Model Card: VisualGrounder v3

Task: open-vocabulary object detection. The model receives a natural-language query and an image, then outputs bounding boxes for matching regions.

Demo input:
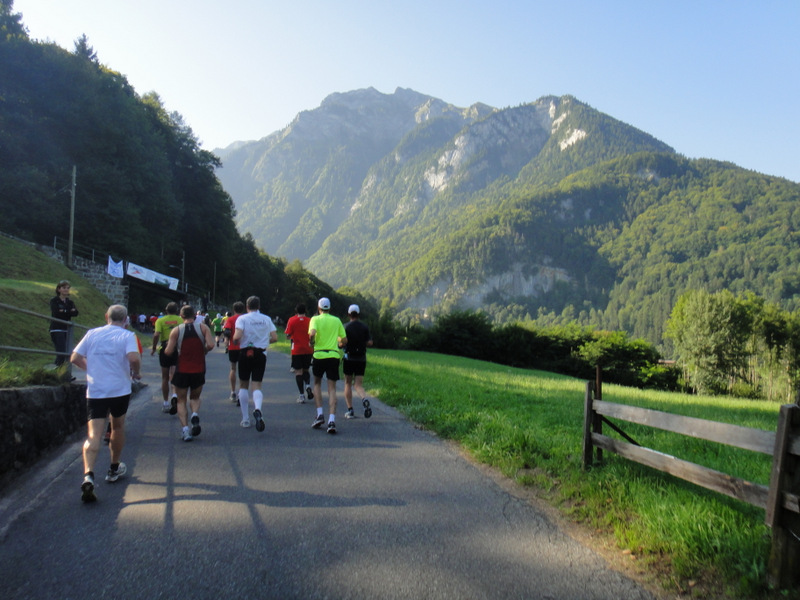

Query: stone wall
[0,384,88,486]
[0,382,146,488]
[67,255,129,306]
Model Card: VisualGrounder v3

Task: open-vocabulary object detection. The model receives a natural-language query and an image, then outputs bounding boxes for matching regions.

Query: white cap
[348,304,360,314]
[318,297,331,310]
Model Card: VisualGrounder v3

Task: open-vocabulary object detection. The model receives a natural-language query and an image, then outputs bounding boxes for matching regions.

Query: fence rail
[582,379,800,589]
[0,302,90,375]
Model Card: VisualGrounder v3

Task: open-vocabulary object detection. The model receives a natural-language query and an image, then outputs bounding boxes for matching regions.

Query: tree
[0,0,26,41]
[72,34,97,62]
[665,289,752,394]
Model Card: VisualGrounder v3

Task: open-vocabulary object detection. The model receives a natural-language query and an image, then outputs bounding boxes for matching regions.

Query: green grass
[0,234,120,377]
[362,349,782,598]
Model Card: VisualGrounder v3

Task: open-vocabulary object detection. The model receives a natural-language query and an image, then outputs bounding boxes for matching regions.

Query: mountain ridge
[215,87,799,347]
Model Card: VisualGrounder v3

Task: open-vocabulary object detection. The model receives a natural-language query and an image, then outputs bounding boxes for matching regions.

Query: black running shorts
[291,353,312,371]
[158,343,177,368]
[342,358,367,377]
[238,348,267,382]
[87,394,130,420]
[312,357,340,381]
[171,371,206,390]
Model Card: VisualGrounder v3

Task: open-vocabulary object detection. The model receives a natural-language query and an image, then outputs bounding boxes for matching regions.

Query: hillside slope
[0,235,112,362]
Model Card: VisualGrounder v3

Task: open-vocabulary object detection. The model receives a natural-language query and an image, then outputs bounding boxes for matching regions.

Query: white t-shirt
[234,310,276,350]
[73,324,139,398]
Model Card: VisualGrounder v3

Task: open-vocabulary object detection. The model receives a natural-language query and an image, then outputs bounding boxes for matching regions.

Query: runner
[225,302,246,404]
[308,297,347,434]
[151,302,182,414]
[232,296,277,432]
[284,303,314,404]
[164,305,215,442]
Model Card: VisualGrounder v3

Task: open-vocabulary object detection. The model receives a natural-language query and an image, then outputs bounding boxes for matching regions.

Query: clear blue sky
[12,0,800,182]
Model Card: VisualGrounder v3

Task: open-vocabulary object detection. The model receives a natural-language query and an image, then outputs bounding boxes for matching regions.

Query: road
[0,345,659,599]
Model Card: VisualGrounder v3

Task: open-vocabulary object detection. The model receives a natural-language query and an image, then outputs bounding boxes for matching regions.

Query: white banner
[107,256,124,278]
[126,262,179,290]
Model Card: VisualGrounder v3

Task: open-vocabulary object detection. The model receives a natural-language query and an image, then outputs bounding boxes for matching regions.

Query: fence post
[65,322,74,378]
[582,380,594,469]
[766,404,800,589]
[594,366,603,464]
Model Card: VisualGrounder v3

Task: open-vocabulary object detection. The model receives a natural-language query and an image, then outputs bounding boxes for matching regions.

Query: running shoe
[253,409,265,432]
[240,419,251,428]
[105,462,127,483]
[229,392,237,404]
[327,420,337,434]
[345,408,355,419]
[305,386,314,401]
[162,401,171,413]
[190,414,201,437]
[296,394,306,404]
[311,414,325,429]
[81,474,96,503]
[363,397,372,419]
[182,428,193,442]
[169,395,178,415]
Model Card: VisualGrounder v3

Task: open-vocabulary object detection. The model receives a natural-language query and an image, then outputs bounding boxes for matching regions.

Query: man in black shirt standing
[342,304,373,419]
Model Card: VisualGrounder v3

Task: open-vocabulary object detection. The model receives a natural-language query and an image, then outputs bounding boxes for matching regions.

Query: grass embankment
[4,234,786,597]
[0,235,114,385]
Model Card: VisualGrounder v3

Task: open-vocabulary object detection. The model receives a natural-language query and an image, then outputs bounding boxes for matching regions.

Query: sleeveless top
[176,322,206,374]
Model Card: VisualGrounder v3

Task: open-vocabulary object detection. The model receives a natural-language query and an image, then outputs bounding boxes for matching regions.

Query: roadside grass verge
[365,349,779,598]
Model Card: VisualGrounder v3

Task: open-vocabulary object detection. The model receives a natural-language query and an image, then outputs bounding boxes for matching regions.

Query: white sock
[329,414,335,423]
[253,390,263,411]
[317,407,323,417]
[239,390,249,421]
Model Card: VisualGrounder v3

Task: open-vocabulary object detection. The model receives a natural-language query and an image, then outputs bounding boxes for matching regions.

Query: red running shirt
[284,315,312,355]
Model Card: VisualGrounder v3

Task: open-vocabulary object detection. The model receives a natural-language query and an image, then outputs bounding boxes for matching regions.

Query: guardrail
[582,379,800,589]
[0,302,90,377]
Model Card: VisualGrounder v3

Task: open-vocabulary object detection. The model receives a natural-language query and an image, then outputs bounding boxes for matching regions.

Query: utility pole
[67,165,76,269]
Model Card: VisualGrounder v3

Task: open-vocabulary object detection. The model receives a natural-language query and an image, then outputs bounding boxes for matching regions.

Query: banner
[126,262,179,290]
[107,256,124,278]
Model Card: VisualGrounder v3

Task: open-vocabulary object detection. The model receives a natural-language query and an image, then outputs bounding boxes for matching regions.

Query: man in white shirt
[71,305,141,503]
[232,296,277,432]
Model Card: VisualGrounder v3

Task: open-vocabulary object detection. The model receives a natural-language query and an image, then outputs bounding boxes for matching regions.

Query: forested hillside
[0,2,356,317]
[217,89,800,351]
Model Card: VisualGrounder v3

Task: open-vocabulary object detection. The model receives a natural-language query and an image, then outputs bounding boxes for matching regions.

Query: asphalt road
[0,345,659,600]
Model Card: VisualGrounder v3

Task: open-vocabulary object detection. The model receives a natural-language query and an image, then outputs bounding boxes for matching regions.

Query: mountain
[215,88,800,348]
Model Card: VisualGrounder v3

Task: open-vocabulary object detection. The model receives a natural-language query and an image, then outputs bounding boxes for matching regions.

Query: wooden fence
[582,378,800,589]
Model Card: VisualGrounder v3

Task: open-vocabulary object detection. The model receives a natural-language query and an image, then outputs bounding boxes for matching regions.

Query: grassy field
[2,233,791,597]
[0,234,123,384]
[359,350,782,598]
